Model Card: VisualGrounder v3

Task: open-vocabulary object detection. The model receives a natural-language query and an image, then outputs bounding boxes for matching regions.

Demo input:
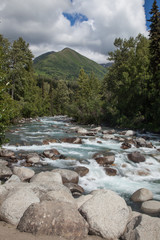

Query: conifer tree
[148,0,160,77]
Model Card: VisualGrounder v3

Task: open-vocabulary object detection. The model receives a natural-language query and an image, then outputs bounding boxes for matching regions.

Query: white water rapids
[3,116,160,202]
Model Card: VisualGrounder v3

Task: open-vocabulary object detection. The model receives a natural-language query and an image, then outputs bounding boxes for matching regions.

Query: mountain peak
[34,48,106,80]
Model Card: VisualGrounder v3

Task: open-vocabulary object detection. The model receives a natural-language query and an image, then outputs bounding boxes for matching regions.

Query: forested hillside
[0,0,160,145]
[33,48,106,80]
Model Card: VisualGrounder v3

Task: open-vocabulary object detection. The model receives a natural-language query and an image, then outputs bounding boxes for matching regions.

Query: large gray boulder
[30,171,62,184]
[52,169,79,184]
[17,200,88,240]
[0,181,70,204]
[122,214,160,240]
[13,166,35,181]
[131,188,153,202]
[79,189,129,239]
[40,190,77,207]
[0,188,40,225]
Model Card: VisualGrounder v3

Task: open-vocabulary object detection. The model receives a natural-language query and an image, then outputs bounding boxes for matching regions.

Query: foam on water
[3,116,160,200]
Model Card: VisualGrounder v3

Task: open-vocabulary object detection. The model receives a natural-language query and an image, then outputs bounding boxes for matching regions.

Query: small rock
[121,141,132,149]
[74,166,89,177]
[125,130,136,136]
[43,149,60,159]
[105,167,117,176]
[131,188,153,202]
[26,153,40,164]
[128,151,145,163]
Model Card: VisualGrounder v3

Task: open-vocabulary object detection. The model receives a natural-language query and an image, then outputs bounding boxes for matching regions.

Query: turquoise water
[3,116,160,201]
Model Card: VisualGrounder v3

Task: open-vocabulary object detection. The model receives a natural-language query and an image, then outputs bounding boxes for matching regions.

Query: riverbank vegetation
[0,0,160,144]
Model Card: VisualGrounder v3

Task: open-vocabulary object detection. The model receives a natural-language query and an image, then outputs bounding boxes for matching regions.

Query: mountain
[33,48,106,80]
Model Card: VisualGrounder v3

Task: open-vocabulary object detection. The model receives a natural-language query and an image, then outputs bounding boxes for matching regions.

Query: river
[2,116,160,204]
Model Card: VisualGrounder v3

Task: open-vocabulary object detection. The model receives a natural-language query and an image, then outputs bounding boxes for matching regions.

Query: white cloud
[0,0,147,63]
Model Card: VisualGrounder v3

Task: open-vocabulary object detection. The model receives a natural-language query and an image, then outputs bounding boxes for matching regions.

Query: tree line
[0,0,160,145]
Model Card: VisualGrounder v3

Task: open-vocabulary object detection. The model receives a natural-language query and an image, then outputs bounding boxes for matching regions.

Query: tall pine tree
[148,0,160,130]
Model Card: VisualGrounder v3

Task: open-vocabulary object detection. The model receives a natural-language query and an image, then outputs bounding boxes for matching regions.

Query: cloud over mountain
[0,0,147,63]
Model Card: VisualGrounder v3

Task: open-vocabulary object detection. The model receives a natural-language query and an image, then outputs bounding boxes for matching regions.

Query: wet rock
[122,214,160,240]
[131,188,153,202]
[0,188,40,225]
[43,139,59,144]
[26,153,41,164]
[43,149,60,159]
[105,167,117,176]
[74,166,89,177]
[64,183,84,195]
[30,171,62,184]
[90,126,102,132]
[136,169,150,176]
[61,137,82,144]
[141,200,160,216]
[17,200,88,240]
[93,152,115,166]
[128,151,145,163]
[0,149,15,158]
[121,141,132,149]
[13,166,35,182]
[102,134,116,140]
[103,129,115,134]
[79,189,129,239]
[76,127,88,135]
[124,130,136,136]
[52,169,79,184]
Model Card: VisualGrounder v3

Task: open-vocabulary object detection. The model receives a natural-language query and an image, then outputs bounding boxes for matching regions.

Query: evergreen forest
[0,0,160,145]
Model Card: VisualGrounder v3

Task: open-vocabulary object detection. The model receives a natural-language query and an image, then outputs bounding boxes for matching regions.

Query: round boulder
[17,200,88,240]
[123,214,160,240]
[79,189,129,239]
[13,166,35,181]
[30,171,62,184]
[131,188,153,202]
[74,166,89,177]
[128,152,145,163]
[52,169,79,184]
[141,200,160,216]
[0,188,40,225]
[26,153,40,164]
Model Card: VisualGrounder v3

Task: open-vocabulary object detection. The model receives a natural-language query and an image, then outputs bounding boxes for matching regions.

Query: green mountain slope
[33,48,106,80]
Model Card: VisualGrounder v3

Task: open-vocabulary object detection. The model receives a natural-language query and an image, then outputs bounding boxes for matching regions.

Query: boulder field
[0,166,160,240]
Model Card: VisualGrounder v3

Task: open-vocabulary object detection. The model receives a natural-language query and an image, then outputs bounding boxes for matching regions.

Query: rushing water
[3,116,160,202]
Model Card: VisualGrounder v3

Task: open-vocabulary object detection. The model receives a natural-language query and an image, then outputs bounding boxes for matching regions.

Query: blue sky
[0,0,159,63]
[144,0,160,28]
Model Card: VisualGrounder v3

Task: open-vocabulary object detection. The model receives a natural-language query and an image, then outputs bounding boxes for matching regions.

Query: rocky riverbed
[0,116,160,239]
